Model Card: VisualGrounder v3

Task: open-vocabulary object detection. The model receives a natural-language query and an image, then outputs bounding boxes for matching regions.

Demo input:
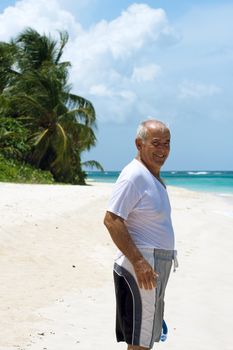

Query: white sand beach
[0,182,232,350]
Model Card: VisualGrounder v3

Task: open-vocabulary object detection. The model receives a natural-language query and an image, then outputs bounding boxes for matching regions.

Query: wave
[188,171,209,175]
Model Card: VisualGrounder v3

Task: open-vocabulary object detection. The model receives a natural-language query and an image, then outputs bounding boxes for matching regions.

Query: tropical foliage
[0,154,54,184]
[0,28,103,184]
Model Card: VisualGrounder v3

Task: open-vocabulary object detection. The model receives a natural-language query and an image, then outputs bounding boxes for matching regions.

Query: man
[104,119,177,350]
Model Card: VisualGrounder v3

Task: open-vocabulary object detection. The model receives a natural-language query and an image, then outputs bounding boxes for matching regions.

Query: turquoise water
[86,170,233,195]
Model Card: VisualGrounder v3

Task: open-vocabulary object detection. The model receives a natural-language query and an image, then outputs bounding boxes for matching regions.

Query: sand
[0,182,232,350]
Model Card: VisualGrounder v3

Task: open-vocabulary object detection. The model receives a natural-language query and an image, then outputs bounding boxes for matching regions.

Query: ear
[135,138,142,151]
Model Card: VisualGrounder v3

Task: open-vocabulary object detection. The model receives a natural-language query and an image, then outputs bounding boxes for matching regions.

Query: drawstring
[173,250,178,272]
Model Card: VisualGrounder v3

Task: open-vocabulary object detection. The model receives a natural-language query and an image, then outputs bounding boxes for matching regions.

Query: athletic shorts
[113,248,177,349]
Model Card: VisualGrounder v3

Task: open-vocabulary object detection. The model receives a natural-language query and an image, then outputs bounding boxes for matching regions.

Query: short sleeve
[107,179,141,220]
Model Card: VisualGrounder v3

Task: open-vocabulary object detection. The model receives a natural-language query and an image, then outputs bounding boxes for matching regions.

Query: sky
[0,0,233,171]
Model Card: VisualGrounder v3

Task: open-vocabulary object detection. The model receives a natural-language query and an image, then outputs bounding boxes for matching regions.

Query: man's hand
[133,257,159,290]
[104,211,159,290]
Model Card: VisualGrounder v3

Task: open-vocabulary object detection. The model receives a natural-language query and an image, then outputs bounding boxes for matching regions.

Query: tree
[0,28,102,184]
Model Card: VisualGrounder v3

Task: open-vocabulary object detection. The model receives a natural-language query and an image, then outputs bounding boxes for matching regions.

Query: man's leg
[127,345,149,350]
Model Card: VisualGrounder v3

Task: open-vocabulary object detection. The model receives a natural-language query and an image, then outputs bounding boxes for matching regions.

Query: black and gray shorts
[113,248,177,349]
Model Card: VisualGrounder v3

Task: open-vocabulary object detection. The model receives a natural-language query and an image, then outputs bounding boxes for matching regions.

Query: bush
[0,116,30,160]
[0,155,54,184]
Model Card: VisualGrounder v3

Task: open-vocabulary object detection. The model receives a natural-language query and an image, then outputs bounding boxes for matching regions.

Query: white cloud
[0,0,177,123]
[0,0,82,40]
[88,4,166,59]
[178,81,222,99]
[89,84,112,97]
[132,64,161,82]
[89,84,136,102]
[65,3,176,121]
[66,3,174,66]
[118,90,136,103]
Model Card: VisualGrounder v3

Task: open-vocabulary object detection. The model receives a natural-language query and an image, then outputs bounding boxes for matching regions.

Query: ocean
[86,170,233,196]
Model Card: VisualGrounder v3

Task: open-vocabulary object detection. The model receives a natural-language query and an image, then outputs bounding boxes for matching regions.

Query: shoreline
[2,178,233,192]
[0,182,232,350]
[86,169,233,196]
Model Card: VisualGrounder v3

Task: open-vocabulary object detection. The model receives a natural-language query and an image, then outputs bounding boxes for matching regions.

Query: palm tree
[1,28,102,183]
[11,68,99,182]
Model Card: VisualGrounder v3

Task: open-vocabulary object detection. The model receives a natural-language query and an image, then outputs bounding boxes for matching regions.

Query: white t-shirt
[107,159,175,250]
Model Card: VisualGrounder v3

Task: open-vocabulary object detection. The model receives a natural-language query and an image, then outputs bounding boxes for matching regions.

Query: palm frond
[62,96,96,128]
[33,129,49,146]
[81,160,104,171]
[76,123,97,151]
[56,123,67,151]
[55,31,69,64]
[10,93,49,120]
[16,28,58,70]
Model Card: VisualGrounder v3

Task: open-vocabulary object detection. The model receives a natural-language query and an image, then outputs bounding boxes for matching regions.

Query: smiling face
[135,121,171,176]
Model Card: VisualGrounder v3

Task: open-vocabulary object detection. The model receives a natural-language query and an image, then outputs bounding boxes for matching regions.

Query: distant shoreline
[86,170,233,195]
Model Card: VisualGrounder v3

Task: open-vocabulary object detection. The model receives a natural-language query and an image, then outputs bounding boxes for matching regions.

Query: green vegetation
[0,28,103,184]
[0,155,54,183]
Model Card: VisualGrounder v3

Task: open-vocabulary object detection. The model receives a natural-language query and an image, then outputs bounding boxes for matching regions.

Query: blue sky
[0,0,233,171]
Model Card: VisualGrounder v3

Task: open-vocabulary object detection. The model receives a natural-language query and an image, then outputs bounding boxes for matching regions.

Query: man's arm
[104,211,158,290]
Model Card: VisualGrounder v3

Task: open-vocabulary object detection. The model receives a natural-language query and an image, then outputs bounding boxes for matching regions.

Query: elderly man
[104,119,177,350]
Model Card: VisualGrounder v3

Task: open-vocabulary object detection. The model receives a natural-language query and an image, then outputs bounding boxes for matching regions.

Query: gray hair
[136,119,169,142]
[136,123,148,142]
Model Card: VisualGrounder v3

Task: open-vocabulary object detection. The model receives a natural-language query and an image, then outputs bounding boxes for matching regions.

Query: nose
[156,144,166,152]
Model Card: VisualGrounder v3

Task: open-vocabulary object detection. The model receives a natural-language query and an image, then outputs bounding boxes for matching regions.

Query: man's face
[136,126,170,172]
